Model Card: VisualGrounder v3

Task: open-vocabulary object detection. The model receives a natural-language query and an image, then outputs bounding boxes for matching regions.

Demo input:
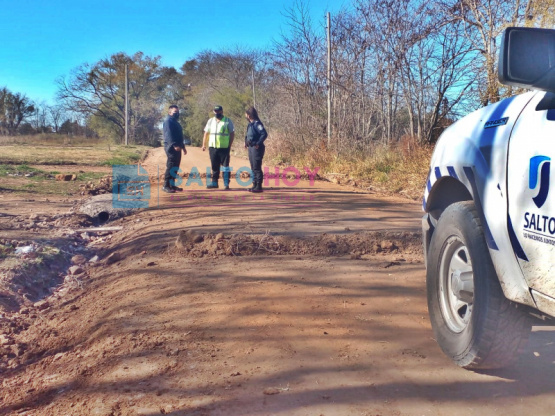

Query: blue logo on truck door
[521,156,555,248]
[529,155,551,208]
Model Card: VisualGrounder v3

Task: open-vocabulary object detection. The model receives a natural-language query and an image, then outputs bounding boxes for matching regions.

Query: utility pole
[124,64,129,146]
[252,67,256,108]
[327,12,332,147]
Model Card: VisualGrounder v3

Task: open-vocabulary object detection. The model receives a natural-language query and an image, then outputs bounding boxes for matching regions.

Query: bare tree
[348,0,477,144]
[270,0,327,150]
[174,0,553,158]
[48,104,66,133]
[400,17,477,143]
[31,101,50,133]
[435,0,554,106]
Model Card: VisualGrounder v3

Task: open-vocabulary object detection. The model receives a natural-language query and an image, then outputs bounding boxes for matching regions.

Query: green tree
[179,49,261,147]
[0,87,35,135]
[57,52,181,145]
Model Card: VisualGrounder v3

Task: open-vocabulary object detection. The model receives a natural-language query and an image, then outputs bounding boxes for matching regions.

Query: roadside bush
[266,136,432,199]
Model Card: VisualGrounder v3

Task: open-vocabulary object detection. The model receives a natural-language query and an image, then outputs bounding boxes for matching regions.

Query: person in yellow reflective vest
[202,105,235,189]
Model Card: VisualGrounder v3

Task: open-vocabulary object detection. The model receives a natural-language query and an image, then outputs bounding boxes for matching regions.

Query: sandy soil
[0,147,554,416]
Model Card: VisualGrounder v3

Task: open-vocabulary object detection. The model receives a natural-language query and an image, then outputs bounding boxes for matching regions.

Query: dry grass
[0,135,152,196]
[0,145,145,166]
[0,136,150,166]
[0,134,98,147]
[0,164,109,196]
[1,179,89,196]
[267,137,432,200]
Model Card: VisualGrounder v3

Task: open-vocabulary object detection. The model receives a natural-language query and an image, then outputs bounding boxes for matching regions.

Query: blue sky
[0,0,346,104]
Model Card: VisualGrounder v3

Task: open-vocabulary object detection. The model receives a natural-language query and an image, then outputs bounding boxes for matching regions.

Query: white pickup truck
[423,27,555,369]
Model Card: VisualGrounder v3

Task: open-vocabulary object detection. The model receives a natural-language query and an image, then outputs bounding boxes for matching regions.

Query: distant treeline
[2,0,553,156]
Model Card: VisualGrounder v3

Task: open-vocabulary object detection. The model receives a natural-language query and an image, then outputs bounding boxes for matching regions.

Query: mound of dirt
[174,229,422,258]
[79,175,112,196]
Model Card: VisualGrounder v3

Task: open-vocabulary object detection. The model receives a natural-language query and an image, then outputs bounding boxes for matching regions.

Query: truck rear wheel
[427,201,532,369]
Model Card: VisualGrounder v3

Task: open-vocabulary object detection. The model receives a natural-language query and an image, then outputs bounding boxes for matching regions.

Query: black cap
[214,105,223,112]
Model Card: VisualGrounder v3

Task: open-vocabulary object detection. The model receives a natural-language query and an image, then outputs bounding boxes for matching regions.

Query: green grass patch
[75,172,106,181]
[102,157,134,166]
[101,146,144,166]
[0,164,49,178]
[0,165,13,175]
[1,181,75,195]
[0,244,13,259]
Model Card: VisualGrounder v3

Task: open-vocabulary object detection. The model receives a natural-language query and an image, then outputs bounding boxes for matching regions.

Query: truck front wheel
[427,201,531,369]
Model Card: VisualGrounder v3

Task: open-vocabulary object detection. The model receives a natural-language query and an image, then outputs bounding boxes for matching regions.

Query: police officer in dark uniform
[162,105,187,193]
[244,107,268,193]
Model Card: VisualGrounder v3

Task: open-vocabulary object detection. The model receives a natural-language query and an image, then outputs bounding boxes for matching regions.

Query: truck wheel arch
[423,176,474,268]
[426,176,473,225]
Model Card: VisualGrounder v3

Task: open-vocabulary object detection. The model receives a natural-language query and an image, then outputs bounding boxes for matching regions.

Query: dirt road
[1,148,554,416]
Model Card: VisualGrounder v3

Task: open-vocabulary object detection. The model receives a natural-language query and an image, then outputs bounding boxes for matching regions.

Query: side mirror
[499,27,555,93]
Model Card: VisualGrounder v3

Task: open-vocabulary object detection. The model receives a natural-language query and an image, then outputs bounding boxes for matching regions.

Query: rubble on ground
[79,175,112,196]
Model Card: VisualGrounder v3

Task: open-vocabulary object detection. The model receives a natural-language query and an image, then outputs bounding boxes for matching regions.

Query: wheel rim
[438,236,475,333]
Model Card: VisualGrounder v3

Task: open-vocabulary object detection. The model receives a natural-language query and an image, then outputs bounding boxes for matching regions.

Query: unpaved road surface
[1,147,554,416]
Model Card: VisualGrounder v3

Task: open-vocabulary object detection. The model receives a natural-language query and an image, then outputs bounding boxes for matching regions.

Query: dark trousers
[248,144,265,184]
[164,146,182,187]
[209,147,230,182]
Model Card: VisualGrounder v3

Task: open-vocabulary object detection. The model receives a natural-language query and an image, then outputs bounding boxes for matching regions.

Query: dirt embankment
[173,228,421,259]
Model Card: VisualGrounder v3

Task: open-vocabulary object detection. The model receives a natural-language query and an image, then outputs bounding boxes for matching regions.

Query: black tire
[427,201,532,369]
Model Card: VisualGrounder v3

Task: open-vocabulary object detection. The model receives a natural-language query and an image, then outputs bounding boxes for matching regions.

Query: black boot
[162,184,175,193]
[248,181,256,192]
[206,171,219,189]
[206,180,219,189]
[252,181,263,193]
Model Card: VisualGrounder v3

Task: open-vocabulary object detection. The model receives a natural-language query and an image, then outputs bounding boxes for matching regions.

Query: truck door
[507,91,555,300]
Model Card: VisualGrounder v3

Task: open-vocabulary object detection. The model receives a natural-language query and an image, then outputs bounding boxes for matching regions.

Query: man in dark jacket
[163,105,187,193]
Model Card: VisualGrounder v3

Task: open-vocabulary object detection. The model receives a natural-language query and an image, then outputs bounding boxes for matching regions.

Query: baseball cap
[213,105,223,112]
